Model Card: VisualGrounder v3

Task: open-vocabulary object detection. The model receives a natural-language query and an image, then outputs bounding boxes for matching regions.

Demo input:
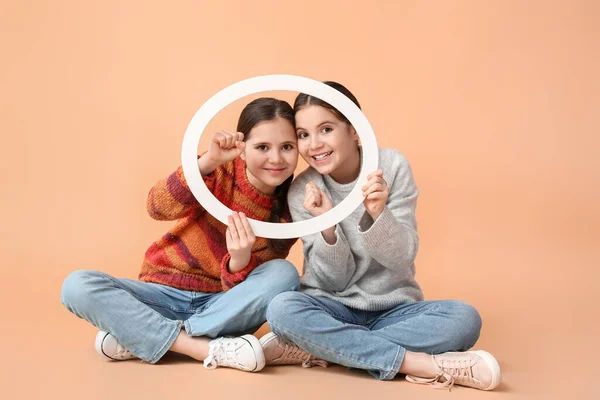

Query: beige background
[1,1,598,399]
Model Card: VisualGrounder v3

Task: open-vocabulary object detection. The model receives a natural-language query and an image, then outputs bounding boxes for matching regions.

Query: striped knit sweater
[139,156,296,292]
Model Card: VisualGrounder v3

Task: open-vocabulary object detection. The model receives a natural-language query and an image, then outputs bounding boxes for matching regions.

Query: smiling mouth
[264,168,286,173]
[312,152,332,162]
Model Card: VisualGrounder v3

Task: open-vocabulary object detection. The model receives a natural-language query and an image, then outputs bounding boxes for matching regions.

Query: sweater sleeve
[146,164,216,221]
[218,235,298,291]
[219,253,260,291]
[358,153,419,271]
[287,176,357,292]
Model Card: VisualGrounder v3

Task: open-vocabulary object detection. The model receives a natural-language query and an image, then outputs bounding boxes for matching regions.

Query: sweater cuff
[313,226,350,267]
[360,207,401,250]
[219,253,259,291]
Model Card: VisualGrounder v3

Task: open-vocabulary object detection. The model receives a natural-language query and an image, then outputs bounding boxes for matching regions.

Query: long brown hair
[236,97,295,252]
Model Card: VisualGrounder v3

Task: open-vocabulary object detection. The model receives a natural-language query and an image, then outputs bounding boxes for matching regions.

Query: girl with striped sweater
[61,98,300,372]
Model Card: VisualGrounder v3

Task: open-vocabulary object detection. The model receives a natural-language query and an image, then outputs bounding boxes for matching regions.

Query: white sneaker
[95,331,137,361]
[259,332,327,368]
[203,335,265,372]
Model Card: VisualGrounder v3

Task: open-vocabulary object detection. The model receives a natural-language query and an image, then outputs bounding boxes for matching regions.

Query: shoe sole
[241,334,266,372]
[472,350,502,390]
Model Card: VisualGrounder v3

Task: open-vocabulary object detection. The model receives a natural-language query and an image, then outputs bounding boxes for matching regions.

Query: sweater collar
[322,147,363,194]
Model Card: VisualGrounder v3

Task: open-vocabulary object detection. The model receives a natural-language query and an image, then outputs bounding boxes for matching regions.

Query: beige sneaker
[406,350,501,391]
[259,332,328,368]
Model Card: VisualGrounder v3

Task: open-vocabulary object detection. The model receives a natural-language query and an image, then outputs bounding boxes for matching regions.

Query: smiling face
[241,116,299,195]
[294,105,361,184]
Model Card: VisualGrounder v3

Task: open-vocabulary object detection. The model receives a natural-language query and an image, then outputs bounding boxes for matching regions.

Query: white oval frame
[182,75,378,239]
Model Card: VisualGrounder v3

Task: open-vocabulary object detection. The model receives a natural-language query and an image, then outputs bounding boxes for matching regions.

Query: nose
[309,135,323,151]
[269,149,283,164]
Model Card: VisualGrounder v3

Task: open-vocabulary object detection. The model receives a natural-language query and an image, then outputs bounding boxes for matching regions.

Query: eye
[282,144,295,151]
[256,145,268,151]
[321,126,333,134]
[297,131,309,139]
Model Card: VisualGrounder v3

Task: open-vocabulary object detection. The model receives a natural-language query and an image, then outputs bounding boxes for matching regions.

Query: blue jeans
[61,259,300,364]
[266,292,482,380]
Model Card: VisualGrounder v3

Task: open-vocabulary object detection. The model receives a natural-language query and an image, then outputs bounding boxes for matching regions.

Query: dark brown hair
[236,97,295,252]
[293,81,361,123]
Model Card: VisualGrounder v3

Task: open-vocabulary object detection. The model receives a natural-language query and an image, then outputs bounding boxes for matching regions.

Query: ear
[240,149,246,161]
[350,126,361,146]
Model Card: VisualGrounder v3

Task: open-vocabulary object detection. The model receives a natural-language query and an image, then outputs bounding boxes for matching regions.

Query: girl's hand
[198,130,246,175]
[362,169,389,220]
[226,212,256,273]
[208,129,246,164]
[303,181,333,217]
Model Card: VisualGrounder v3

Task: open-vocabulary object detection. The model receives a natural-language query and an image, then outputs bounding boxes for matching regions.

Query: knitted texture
[139,156,296,292]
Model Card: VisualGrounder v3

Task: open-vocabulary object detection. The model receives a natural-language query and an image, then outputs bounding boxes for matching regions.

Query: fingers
[304,182,322,208]
[362,182,386,197]
[239,212,255,241]
[229,212,254,247]
[232,212,247,243]
[361,174,387,192]
[225,130,236,148]
[227,214,239,242]
[233,131,245,151]
[318,187,330,200]
[365,192,386,201]
[366,169,383,180]
[317,187,334,210]
[215,130,243,149]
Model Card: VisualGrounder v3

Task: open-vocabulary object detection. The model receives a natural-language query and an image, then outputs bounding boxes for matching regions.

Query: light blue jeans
[61,259,300,364]
[266,292,482,380]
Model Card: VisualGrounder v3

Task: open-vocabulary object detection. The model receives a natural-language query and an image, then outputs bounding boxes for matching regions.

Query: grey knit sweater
[287,148,424,311]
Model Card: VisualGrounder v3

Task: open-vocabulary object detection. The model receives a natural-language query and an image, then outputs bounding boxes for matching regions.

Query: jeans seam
[270,321,390,372]
[148,320,182,364]
[89,274,182,363]
[382,345,403,380]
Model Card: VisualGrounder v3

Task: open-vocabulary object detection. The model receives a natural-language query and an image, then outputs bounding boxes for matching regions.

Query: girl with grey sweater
[259,81,502,391]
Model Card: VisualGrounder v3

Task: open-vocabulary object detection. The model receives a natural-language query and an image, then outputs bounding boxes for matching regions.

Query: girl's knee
[260,259,300,291]
[456,301,482,333]
[60,270,105,309]
[448,300,482,349]
[266,291,305,326]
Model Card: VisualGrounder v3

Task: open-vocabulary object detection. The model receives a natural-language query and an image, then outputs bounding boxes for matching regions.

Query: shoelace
[406,356,475,392]
[114,345,133,359]
[406,371,455,391]
[280,343,328,368]
[204,338,242,370]
[204,339,225,369]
